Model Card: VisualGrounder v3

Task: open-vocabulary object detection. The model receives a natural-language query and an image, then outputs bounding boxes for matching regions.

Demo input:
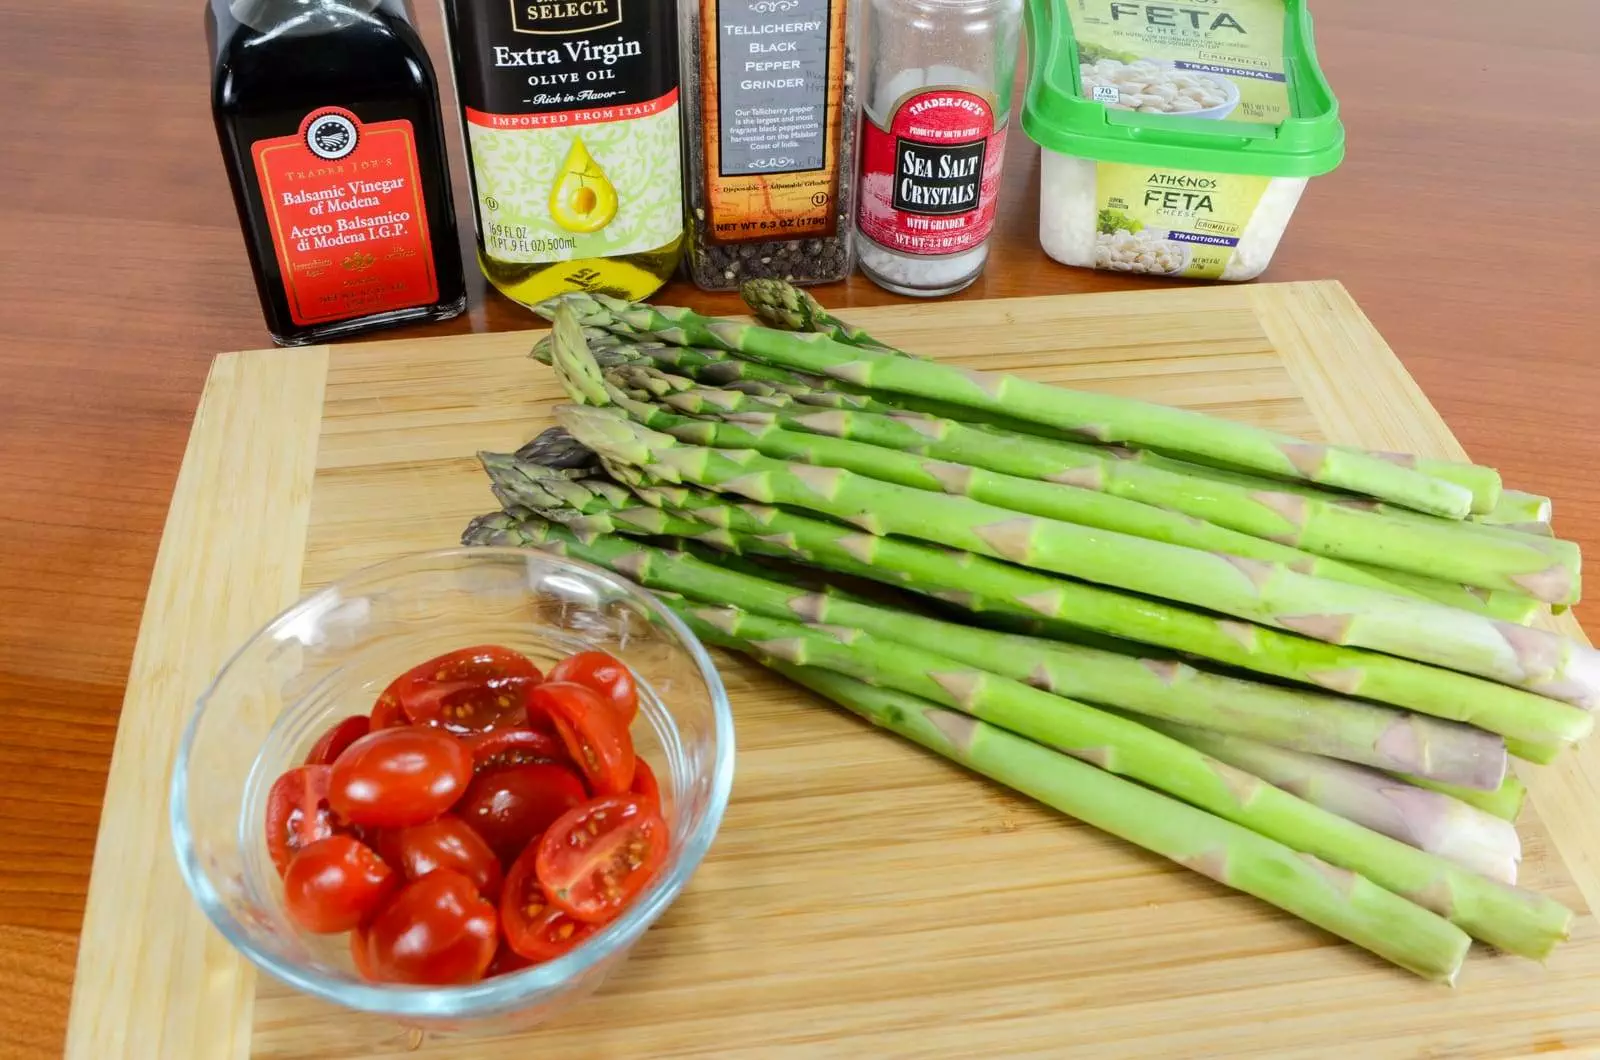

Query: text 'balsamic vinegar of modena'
[440,1,686,305]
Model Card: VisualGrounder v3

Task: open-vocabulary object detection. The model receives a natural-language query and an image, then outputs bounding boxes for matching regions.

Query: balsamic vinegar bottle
[207,0,467,346]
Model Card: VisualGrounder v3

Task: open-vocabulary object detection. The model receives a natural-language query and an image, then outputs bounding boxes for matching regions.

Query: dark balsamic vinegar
[208,0,467,345]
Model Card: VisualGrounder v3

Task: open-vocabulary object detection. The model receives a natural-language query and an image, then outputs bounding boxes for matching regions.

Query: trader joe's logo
[510,0,622,34]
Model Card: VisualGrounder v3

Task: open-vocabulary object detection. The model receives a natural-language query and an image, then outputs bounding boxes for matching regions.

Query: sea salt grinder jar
[1022,0,1344,281]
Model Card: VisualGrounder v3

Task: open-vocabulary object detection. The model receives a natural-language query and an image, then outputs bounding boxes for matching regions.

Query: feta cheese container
[1021,0,1343,281]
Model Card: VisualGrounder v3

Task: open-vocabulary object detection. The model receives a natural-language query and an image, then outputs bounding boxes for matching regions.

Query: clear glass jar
[855,0,1022,297]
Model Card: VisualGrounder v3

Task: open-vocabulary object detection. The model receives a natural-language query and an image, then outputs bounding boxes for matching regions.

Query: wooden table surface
[2,1,1597,1056]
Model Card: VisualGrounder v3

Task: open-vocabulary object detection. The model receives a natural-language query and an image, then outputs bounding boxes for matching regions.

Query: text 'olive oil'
[440,0,686,306]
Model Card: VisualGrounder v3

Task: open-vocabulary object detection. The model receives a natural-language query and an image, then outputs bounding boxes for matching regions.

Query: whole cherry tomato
[360,870,499,986]
[501,846,596,962]
[455,762,589,864]
[394,646,542,734]
[629,758,662,811]
[485,941,534,977]
[536,795,668,925]
[265,765,337,876]
[282,835,396,933]
[528,682,635,795]
[547,651,638,724]
[305,715,371,767]
[328,727,472,828]
[390,814,504,901]
[468,727,567,773]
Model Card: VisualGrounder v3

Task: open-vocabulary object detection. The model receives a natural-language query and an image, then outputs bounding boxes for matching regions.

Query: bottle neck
[228,0,386,36]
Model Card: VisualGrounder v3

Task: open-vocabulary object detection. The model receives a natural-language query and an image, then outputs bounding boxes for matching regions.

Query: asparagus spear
[1342,448,1500,515]
[649,381,1577,605]
[557,404,1600,708]
[546,293,1477,518]
[1343,564,1545,625]
[1141,719,1521,884]
[742,660,1472,982]
[544,328,1439,601]
[470,467,1591,755]
[472,509,1506,788]
[1472,489,1554,535]
[739,279,899,350]
[1395,771,1528,823]
[663,599,1572,958]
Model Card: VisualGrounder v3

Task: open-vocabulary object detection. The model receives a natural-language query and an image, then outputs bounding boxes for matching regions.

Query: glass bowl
[170,547,734,1035]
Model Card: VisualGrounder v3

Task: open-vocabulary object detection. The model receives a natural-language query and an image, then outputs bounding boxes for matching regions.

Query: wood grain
[60,286,1600,1059]
[4,0,1600,1054]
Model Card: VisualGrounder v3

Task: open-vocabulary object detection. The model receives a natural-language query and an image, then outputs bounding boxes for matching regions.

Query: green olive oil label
[1068,0,1291,125]
[1093,162,1269,278]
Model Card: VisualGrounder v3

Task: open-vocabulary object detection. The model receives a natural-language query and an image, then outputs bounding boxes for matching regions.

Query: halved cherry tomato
[360,870,499,986]
[456,762,589,864]
[282,835,397,934]
[629,758,661,810]
[528,682,635,795]
[391,814,504,901]
[265,765,337,876]
[394,646,542,734]
[305,715,372,767]
[328,727,472,828]
[547,651,639,724]
[536,795,667,925]
[369,676,409,730]
[468,727,567,774]
[501,845,597,962]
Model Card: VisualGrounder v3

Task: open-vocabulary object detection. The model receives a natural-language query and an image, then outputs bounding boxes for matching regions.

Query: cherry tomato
[468,727,567,774]
[485,941,534,977]
[629,758,661,810]
[536,795,668,925]
[455,762,588,864]
[265,765,337,876]
[501,846,597,962]
[350,922,381,981]
[369,675,409,730]
[528,682,636,795]
[328,727,472,828]
[395,646,542,734]
[282,835,396,933]
[547,651,638,724]
[361,870,499,986]
[305,715,371,767]
[391,814,504,901]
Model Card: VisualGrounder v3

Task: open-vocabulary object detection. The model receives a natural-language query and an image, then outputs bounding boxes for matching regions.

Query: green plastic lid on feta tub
[1022,0,1344,177]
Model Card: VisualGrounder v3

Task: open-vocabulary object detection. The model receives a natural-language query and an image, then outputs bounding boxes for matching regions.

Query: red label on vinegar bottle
[251,108,440,327]
[857,89,1006,257]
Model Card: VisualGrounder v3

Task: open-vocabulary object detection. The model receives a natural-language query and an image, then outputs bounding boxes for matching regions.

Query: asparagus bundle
[548,292,1480,518]
[1141,719,1522,884]
[555,403,1600,709]
[739,278,1506,516]
[547,327,1453,601]
[470,502,1505,788]
[467,507,1571,962]
[637,378,1575,606]
[475,453,1592,756]
[736,661,1473,982]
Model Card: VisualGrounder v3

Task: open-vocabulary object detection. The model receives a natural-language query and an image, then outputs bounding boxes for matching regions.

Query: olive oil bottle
[440,1,685,306]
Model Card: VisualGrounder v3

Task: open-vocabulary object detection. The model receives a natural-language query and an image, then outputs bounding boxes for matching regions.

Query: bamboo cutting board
[66,282,1600,1059]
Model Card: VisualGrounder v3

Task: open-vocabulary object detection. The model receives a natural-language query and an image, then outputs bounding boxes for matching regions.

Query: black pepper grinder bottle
[207,0,467,346]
